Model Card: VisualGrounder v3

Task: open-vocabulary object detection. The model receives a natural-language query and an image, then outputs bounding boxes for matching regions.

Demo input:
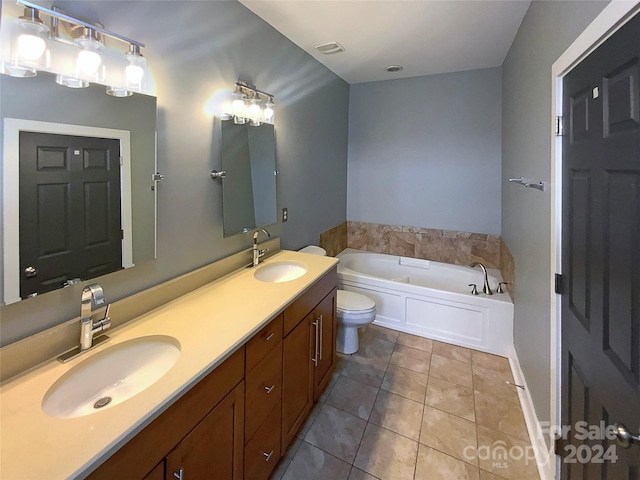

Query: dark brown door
[19,132,122,298]
[561,11,640,478]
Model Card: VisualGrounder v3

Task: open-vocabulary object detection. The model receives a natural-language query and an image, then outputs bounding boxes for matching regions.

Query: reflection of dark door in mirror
[220,121,277,237]
[19,132,122,298]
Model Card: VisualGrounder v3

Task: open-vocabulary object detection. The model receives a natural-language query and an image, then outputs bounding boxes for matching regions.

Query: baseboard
[508,346,556,480]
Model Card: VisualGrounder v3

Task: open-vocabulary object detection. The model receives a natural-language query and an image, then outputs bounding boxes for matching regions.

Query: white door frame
[550,1,640,478]
[2,118,134,305]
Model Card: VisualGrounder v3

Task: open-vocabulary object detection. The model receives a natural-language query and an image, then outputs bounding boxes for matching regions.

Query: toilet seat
[337,290,375,314]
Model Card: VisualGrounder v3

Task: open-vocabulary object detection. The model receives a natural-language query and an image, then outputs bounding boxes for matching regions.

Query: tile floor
[271,324,541,480]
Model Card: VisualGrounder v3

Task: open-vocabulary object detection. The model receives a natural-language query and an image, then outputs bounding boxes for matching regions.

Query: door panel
[19,132,122,297]
[562,11,640,479]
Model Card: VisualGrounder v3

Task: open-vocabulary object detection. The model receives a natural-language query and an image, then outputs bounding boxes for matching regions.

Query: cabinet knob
[173,467,184,480]
[264,384,275,394]
[263,450,274,462]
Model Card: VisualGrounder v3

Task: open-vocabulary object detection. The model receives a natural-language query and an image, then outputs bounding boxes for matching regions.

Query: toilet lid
[337,290,375,312]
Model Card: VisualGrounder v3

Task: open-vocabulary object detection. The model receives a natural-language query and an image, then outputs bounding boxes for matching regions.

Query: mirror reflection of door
[19,132,122,298]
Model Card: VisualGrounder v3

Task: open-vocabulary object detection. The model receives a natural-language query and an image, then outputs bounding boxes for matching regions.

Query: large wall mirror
[1,71,157,305]
[219,120,277,237]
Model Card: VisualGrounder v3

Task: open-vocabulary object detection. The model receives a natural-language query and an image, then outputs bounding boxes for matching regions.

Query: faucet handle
[497,282,509,294]
[468,284,479,295]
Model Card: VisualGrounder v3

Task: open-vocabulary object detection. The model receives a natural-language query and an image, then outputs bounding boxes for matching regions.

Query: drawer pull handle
[173,468,184,480]
[264,384,275,394]
[265,333,274,341]
[263,450,274,462]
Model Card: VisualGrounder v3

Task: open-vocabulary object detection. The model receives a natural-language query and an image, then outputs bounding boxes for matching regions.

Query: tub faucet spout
[469,262,493,295]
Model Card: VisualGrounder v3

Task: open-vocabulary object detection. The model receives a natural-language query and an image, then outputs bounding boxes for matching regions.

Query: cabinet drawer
[244,402,281,480]
[246,314,283,373]
[245,345,282,442]
[284,267,337,335]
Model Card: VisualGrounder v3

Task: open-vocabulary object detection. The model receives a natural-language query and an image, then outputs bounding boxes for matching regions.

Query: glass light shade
[263,100,275,124]
[233,115,248,125]
[56,74,89,89]
[248,96,263,122]
[124,49,147,91]
[74,35,104,78]
[14,17,49,68]
[107,86,133,97]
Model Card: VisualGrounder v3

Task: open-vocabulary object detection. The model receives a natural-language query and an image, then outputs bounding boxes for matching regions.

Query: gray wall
[347,67,502,235]
[502,0,609,429]
[0,0,349,345]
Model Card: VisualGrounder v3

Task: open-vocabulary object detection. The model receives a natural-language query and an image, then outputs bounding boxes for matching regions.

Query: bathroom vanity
[0,250,338,479]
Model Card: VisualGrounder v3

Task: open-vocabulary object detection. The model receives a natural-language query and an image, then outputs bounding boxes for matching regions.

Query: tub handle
[468,284,479,295]
[497,282,509,294]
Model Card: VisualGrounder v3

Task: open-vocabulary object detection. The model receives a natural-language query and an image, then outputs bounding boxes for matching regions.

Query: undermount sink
[42,335,181,419]
[254,261,308,283]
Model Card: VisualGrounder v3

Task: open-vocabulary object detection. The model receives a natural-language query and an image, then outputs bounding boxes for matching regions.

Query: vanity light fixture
[0,0,150,96]
[223,81,275,126]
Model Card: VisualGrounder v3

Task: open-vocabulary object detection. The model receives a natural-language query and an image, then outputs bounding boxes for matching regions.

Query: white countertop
[0,250,338,480]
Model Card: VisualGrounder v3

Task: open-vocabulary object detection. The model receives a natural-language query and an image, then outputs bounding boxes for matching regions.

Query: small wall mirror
[219,120,277,237]
[1,71,157,305]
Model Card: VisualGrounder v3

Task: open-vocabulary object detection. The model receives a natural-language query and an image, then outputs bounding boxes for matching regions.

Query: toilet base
[336,324,361,355]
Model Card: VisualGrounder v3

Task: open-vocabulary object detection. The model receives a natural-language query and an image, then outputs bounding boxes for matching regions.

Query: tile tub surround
[346,221,501,269]
[320,221,348,257]
[272,324,540,480]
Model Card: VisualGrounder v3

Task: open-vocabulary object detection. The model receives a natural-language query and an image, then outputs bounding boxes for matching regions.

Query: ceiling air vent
[315,42,345,55]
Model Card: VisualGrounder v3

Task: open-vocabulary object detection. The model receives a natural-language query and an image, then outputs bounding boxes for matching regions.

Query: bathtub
[337,249,514,357]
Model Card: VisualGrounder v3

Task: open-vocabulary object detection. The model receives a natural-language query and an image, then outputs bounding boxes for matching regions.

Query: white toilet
[299,246,376,354]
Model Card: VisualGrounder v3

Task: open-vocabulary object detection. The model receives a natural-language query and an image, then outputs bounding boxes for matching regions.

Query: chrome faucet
[469,262,493,295]
[252,228,271,267]
[80,284,111,351]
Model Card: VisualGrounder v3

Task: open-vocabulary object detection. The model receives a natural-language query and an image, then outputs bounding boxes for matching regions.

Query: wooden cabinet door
[142,463,164,480]
[281,312,314,451]
[313,289,337,400]
[165,381,244,480]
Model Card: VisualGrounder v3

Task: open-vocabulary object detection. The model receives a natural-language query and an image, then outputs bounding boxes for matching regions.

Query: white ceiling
[239,0,532,84]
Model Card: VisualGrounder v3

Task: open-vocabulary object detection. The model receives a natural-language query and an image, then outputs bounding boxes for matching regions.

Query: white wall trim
[2,118,134,305]
[509,345,554,480]
[549,1,640,479]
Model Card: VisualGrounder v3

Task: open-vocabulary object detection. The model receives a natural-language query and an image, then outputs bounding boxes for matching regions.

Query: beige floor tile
[354,423,419,480]
[381,364,428,402]
[415,445,480,480]
[358,336,396,362]
[367,324,400,343]
[471,350,512,375]
[433,341,472,363]
[342,354,389,388]
[472,365,518,404]
[369,390,424,441]
[326,376,379,420]
[389,344,430,374]
[430,354,473,388]
[348,467,381,480]
[304,404,367,463]
[425,376,475,421]
[476,425,540,480]
[396,332,433,352]
[282,441,351,480]
[474,390,529,441]
[420,405,478,466]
